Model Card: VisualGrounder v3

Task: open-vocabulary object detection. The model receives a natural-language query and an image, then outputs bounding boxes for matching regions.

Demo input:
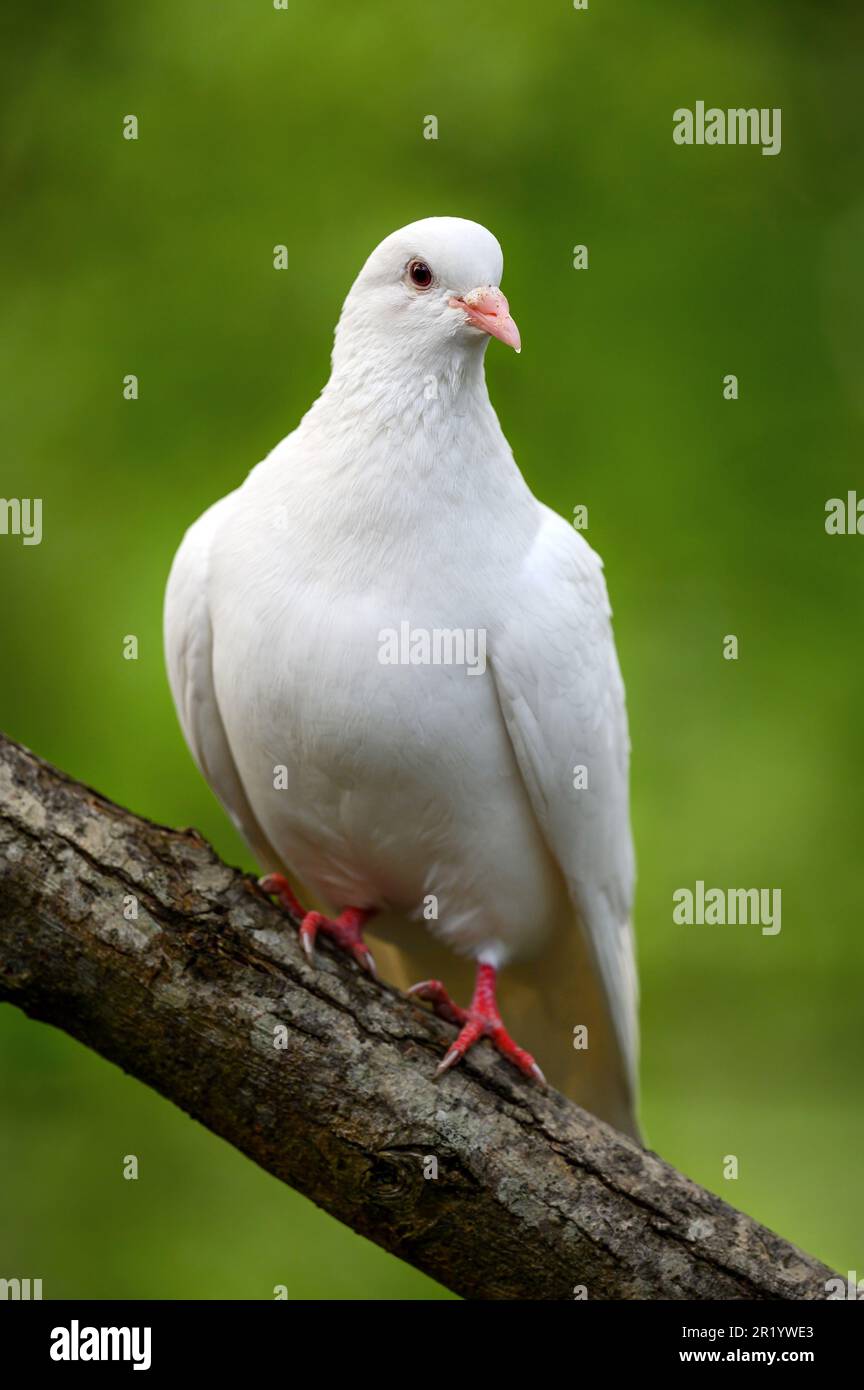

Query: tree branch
[0,732,836,1300]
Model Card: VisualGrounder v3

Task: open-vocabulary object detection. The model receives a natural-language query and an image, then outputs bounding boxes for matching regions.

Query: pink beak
[449,286,521,353]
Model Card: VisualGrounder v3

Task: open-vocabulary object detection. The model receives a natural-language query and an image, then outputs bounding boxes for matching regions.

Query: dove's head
[332,217,521,379]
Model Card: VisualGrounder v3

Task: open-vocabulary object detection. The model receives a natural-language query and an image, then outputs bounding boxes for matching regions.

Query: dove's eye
[407,259,433,290]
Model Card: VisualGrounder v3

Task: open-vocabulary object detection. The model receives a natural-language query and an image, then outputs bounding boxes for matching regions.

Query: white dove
[164,216,640,1140]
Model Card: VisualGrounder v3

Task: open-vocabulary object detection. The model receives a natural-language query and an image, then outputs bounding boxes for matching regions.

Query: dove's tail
[369,909,642,1144]
[511,911,641,1142]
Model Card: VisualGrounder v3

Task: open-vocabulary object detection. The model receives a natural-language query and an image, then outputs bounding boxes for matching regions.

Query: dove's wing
[491,504,639,1125]
[164,493,281,871]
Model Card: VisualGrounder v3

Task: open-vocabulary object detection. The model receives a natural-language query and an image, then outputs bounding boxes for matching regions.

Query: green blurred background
[1,0,862,1298]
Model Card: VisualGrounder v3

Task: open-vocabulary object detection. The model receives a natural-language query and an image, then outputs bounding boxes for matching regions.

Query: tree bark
[0,732,837,1300]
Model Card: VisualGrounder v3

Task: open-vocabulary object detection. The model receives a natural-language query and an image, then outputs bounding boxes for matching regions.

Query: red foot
[408,962,545,1084]
[259,873,377,977]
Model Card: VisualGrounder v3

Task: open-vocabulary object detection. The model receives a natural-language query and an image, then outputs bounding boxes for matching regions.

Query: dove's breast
[206,487,564,965]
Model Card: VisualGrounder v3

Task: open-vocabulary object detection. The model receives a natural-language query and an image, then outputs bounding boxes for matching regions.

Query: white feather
[164,217,640,1138]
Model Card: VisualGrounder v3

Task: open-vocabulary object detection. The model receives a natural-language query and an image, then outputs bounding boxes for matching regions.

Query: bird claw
[260,878,377,976]
[355,946,378,980]
[408,979,469,1027]
[436,1047,461,1076]
[410,966,546,1085]
[258,873,304,921]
